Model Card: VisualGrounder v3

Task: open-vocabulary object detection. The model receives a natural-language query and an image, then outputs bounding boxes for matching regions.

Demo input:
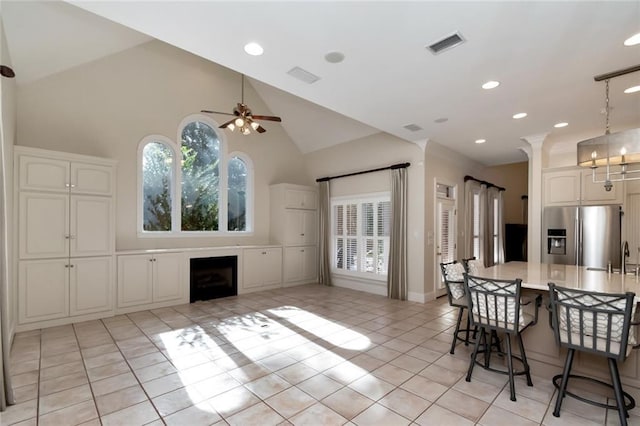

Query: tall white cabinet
[270,184,319,287]
[15,147,116,328]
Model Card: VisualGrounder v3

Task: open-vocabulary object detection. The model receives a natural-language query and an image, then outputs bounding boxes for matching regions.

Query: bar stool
[464,274,541,401]
[462,257,483,275]
[440,261,474,354]
[548,283,638,426]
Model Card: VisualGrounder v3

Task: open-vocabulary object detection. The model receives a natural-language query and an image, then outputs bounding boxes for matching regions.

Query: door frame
[434,178,458,297]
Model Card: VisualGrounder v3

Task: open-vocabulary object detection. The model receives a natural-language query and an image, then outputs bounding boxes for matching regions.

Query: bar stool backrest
[465,274,524,332]
[440,261,466,304]
[462,257,484,275]
[548,283,636,361]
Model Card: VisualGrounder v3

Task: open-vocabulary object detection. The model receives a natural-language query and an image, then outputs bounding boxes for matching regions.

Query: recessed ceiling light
[475,139,486,144]
[554,122,568,128]
[244,42,264,56]
[482,81,500,90]
[624,85,640,94]
[624,32,640,46]
[324,51,345,63]
[434,117,448,123]
[513,112,527,119]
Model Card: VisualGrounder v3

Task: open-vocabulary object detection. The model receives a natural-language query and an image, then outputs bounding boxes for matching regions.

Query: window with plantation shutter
[332,194,390,278]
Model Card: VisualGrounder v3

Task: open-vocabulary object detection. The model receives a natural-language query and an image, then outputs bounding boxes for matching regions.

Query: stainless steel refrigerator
[542,205,621,269]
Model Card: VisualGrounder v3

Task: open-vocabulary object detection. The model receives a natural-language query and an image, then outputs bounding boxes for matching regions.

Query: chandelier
[576,64,640,191]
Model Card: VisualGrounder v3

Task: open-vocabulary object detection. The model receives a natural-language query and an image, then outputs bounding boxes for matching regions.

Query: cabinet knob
[65,183,70,188]
[300,249,304,252]
[70,264,74,268]
[70,184,76,188]
[262,251,267,255]
[65,235,71,239]
[300,233,305,236]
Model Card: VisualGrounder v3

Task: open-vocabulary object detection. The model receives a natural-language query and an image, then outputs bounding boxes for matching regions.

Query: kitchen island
[476,261,640,388]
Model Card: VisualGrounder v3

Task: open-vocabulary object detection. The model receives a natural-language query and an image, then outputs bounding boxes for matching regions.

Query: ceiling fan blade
[201,109,235,116]
[255,124,267,133]
[219,118,236,129]
[251,115,282,122]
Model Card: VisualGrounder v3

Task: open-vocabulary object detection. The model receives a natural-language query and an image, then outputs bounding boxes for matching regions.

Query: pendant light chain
[605,79,610,135]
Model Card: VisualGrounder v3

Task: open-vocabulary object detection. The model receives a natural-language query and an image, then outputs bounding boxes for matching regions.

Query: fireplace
[190,256,238,302]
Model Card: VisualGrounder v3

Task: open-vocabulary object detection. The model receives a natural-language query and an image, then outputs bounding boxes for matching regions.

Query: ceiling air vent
[403,124,423,132]
[427,32,465,55]
[287,67,320,84]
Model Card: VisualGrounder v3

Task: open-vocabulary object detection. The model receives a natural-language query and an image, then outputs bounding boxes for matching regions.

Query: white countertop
[479,261,640,295]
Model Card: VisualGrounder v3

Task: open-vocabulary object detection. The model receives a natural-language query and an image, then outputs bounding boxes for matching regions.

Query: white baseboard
[407,291,426,303]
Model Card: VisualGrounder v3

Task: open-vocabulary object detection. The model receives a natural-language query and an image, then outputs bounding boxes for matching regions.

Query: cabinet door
[19,156,69,193]
[117,255,153,308]
[70,196,113,257]
[70,257,113,316]
[262,248,283,286]
[285,189,317,210]
[283,210,305,245]
[581,170,624,205]
[153,253,183,302]
[70,162,114,196]
[19,192,69,259]
[283,247,304,282]
[19,259,69,323]
[301,246,318,282]
[543,170,581,206]
[302,210,318,245]
[243,249,267,289]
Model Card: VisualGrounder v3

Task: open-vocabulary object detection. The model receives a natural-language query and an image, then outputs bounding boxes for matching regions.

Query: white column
[520,134,547,264]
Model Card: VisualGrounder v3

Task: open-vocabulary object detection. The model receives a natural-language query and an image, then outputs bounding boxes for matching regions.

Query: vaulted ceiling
[2,1,639,165]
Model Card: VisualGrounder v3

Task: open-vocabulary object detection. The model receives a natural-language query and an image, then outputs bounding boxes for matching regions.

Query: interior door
[436,199,456,296]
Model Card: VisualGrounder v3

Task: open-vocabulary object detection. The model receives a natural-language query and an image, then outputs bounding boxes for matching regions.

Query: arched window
[138,116,253,235]
[227,156,248,231]
[180,121,220,231]
[141,139,175,232]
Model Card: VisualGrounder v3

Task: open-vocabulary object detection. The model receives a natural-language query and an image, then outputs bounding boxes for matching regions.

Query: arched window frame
[137,114,254,237]
[137,135,179,236]
[227,151,254,232]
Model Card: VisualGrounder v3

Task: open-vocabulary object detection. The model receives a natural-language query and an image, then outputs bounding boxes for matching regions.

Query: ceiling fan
[201,74,282,135]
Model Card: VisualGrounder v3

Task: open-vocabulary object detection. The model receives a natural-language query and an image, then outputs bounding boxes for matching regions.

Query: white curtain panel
[387,167,408,300]
[318,180,332,287]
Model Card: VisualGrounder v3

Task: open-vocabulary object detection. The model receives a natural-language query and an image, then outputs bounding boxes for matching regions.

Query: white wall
[0,15,16,338]
[15,40,313,250]
[304,133,426,302]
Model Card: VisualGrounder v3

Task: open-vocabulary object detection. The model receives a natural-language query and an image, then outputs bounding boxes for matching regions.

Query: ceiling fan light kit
[577,64,640,191]
[201,74,282,135]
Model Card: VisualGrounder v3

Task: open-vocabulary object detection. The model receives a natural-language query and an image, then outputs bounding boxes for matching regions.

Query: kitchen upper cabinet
[543,168,624,206]
[117,253,183,308]
[70,162,114,196]
[543,169,581,206]
[581,169,624,205]
[283,245,318,285]
[243,248,282,290]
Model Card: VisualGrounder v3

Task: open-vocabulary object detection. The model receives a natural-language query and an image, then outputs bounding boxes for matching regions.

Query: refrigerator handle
[576,211,582,266]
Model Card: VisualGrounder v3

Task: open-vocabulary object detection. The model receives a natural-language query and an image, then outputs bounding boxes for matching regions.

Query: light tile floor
[2,284,640,425]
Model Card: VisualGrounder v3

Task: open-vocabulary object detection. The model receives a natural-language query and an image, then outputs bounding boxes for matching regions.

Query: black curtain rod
[316,162,410,182]
[464,175,505,191]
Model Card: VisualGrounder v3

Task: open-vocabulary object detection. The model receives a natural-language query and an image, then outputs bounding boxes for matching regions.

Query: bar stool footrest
[475,351,529,377]
[552,374,636,412]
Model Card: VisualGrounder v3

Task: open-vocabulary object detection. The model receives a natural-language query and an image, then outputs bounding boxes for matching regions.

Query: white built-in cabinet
[270,184,319,286]
[543,168,623,206]
[15,147,116,326]
[117,252,183,308]
[242,247,283,290]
